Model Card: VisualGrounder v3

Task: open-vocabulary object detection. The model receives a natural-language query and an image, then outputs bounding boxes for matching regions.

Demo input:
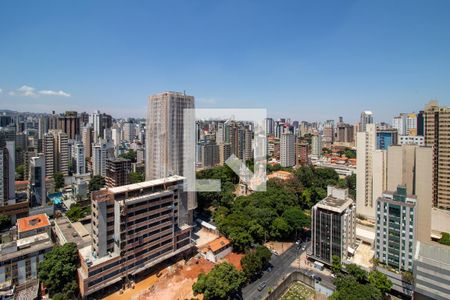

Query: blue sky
[1,0,450,123]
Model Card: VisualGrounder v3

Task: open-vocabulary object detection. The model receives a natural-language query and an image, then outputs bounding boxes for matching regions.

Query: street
[242,242,334,300]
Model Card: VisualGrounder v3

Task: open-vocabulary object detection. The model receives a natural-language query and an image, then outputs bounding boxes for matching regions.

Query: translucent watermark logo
[183,108,267,192]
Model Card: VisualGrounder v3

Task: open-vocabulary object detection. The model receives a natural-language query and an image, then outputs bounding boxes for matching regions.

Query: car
[267,266,273,272]
[301,246,306,251]
[257,282,267,291]
[295,240,301,245]
[314,275,322,282]
[272,250,279,256]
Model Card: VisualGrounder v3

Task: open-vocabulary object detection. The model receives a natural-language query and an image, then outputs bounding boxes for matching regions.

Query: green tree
[368,270,392,295]
[53,172,65,190]
[89,175,105,192]
[38,243,80,299]
[16,164,25,180]
[0,214,10,230]
[229,230,254,252]
[241,251,263,281]
[282,207,310,234]
[343,149,356,159]
[439,232,450,246]
[241,245,272,281]
[119,150,137,162]
[129,172,144,184]
[331,255,342,275]
[270,217,291,239]
[66,203,89,222]
[332,275,381,300]
[192,263,245,299]
[345,264,368,283]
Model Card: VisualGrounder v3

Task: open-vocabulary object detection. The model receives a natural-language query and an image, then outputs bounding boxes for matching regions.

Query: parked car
[257,282,267,291]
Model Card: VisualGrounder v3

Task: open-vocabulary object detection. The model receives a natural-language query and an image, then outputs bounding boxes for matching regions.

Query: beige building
[145,91,194,180]
[424,100,450,209]
[43,130,69,177]
[78,176,194,298]
[356,123,378,220]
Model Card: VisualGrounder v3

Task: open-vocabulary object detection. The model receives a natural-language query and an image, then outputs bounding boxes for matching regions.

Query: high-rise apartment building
[0,134,15,205]
[360,111,373,132]
[82,125,93,159]
[280,133,296,167]
[74,142,86,175]
[145,91,194,180]
[29,155,46,206]
[78,176,194,298]
[265,118,274,135]
[356,123,378,220]
[375,185,416,272]
[311,186,356,265]
[296,141,309,166]
[219,143,231,166]
[122,121,135,142]
[105,157,131,187]
[311,135,322,157]
[57,111,81,140]
[43,130,69,177]
[92,141,108,177]
[424,100,450,209]
[200,143,219,168]
[336,119,354,143]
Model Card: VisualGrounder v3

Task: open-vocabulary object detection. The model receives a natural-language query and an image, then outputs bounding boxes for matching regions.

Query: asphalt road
[242,245,302,300]
[242,242,334,300]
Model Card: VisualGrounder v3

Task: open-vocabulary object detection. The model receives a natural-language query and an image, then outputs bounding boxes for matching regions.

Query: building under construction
[77,175,194,298]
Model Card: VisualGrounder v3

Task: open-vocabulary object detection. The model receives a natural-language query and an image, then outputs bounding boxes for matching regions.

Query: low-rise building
[0,214,53,289]
[200,237,232,263]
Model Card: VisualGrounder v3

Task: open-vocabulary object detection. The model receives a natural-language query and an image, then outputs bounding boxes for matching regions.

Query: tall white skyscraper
[92,140,107,177]
[74,142,85,175]
[280,133,296,167]
[91,110,102,141]
[145,91,194,180]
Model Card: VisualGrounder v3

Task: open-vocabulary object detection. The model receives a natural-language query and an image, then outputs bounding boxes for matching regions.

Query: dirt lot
[108,252,245,300]
[264,241,293,255]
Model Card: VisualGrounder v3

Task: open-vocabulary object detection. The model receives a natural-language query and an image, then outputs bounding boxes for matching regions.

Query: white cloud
[16,85,37,97]
[9,85,71,97]
[39,90,71,97]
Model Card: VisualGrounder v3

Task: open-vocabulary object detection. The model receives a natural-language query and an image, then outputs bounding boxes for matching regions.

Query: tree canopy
[66,203,90,222]
[53,172,65,190]
[38,243,80,299]
[16,164,25,180]
[119,149,137,162]
[129,171,145,184]
[89,175,105,192]
[192,263,245,299]
[241,245,272,281]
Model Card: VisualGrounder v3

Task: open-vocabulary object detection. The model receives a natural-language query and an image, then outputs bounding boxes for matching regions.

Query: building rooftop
[108,175,185,194]
[201,236,231,253]
[415,241,450,267]
[316,196,353,213]
[17,214,50,233]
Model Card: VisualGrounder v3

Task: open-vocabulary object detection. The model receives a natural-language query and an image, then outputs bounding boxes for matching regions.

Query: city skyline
[2,1,450,121]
